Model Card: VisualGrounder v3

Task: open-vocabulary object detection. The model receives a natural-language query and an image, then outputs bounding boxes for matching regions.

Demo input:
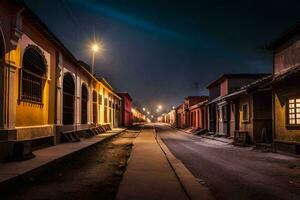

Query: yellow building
[267,23,300,154]
[131,108,147,123]
[0,1,121,159]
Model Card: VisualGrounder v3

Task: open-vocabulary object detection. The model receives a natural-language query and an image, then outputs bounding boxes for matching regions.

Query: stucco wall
[238,95,253,138]
[15,21,56,127]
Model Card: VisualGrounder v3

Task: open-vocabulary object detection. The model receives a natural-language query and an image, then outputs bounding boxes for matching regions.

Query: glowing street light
[147,111,150,115]
[142,107,146,111]
[92,44,99,52]
[158,105,162,110]
[172,106,175,109]
[91,43,99,75]
[90,39,104,75]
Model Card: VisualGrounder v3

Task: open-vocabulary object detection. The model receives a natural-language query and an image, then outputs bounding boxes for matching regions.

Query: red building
[189,99,208,130]
[175,96,208,129]
[117,92,133,127]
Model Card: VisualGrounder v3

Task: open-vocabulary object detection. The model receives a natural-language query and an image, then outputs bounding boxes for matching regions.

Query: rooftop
[266,22,300,50]
[207,73,270,89]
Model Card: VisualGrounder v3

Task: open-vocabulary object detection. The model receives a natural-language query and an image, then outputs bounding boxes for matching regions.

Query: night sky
[25,0,300,114]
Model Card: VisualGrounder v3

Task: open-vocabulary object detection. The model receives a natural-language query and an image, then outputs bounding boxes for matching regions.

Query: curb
[154,128,215,200]
[200,135,233,144]
[166,124,233,144]
[0,129,126,191]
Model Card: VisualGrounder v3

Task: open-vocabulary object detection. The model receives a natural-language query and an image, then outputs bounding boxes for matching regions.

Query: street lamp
[91,43,99,75]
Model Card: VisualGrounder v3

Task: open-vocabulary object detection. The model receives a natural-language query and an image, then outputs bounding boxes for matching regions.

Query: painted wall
[15,28,55,127]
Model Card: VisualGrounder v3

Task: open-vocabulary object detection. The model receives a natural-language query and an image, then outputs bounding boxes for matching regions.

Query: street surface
[1,128,140,200]
[155,124,300,200]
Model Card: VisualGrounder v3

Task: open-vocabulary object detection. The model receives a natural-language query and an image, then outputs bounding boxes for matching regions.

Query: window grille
[93,91,97,123]
[288,98,300,125]
[81,85,88,124]
[20,46,47,104]
[63,73,75,125]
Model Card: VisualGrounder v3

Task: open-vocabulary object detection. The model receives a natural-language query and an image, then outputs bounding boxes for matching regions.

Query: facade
[168,109,176,126]
[267,23,300,154]
[131,108,146,123]
[189,99,208,130]
[217,76,273,144]
[0,1,122,159]
[176,104,185,128]
[207,74,270,137]
[181,96,209,129]
[117,92,133,127]
[0,1,59,159]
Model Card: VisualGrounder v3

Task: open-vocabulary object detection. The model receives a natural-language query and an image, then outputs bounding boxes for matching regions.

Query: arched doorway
[63,73,75,125]
[81,84,88,124]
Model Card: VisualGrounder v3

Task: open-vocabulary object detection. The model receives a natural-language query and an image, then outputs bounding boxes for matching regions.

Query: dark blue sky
[25,0,300,114]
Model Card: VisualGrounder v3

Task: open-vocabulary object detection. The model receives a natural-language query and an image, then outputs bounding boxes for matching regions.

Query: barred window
[81,84,88,124]
[93,90,97,124]
[288,98,300,125]
[63,73,75,125]
[21,46,47,104]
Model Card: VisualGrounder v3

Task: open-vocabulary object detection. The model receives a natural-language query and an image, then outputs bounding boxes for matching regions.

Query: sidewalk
[0,128,125,187]
[116,126,189,200]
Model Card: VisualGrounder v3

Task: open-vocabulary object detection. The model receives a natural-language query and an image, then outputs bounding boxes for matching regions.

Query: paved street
[155,124,300,200]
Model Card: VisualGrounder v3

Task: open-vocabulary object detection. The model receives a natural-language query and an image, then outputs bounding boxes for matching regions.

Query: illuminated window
[288,98,300,125]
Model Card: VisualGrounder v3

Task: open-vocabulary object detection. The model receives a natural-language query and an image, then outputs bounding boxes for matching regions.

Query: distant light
[156,109,159,113]
[158,105,162,110]
[147,111,150,115]
[172,106,175,109]
[92,44,99,52]
[142,107,146,111]
[151,115,154,118]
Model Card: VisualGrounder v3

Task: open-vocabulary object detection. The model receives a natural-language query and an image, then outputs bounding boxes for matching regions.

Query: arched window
[63,73,75,125]
[92,90,97,124]
[21,45,47,103]
[81,84,88,124]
